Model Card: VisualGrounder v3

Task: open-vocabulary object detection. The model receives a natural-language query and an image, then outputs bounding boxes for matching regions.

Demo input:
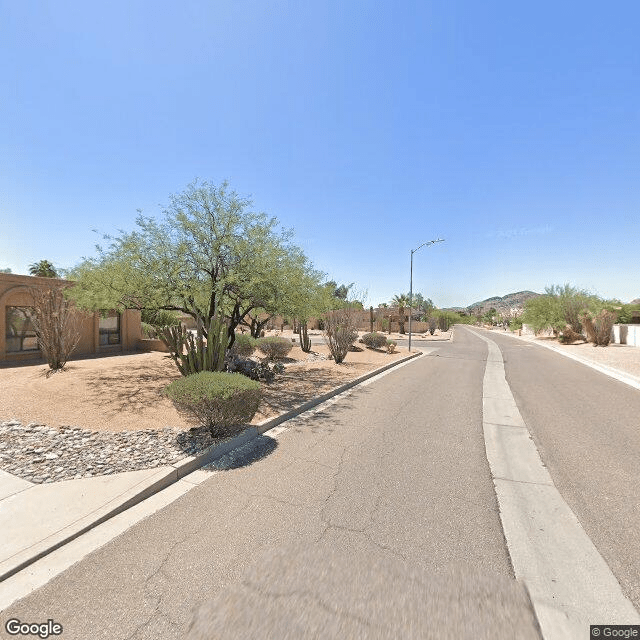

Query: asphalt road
[2,330,543,639]
[8,326,638,638]
[480,328,640,612]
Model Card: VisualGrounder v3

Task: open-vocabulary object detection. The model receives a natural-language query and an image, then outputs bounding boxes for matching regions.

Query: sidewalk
[484,328,640,390]
[0,351,422,587]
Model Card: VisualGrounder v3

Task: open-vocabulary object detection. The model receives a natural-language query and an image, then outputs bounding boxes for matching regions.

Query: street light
[408,238,445,352]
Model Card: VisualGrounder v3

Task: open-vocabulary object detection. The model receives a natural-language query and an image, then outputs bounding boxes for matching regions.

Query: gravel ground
[0,343,406,483]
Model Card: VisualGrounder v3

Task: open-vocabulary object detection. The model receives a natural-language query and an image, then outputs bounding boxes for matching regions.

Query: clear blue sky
[2,1,639,308]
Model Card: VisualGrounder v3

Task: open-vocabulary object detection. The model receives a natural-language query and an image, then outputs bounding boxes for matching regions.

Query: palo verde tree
[521,284,602,336]
[68,180,316,361]
[237,242,325,339]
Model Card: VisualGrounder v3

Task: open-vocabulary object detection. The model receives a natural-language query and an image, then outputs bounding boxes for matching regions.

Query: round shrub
[361,332,388,349]
[164,372,261,437]
[229,333,256,357]
[255,336,293,359]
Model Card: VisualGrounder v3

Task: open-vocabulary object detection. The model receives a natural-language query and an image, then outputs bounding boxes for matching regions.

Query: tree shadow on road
[204,434,279,471]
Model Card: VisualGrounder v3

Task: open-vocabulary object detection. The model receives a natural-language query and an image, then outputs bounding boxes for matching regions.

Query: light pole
[408,238,444,352]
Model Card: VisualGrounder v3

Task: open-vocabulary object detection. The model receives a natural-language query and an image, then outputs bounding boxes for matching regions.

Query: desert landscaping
[0,335,424,433]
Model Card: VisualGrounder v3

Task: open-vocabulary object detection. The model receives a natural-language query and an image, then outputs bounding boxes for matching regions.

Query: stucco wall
[0,273,141,363]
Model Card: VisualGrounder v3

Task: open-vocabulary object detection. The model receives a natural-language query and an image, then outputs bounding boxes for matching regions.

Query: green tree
[521,284,602,335]
[0,267,11,273]
[239,245,325,338]
[28,260,58,278]
[68,180,317,349]
[482,307,498,324]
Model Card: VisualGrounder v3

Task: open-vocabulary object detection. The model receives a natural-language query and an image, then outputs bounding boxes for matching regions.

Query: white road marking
[468,328,640,639]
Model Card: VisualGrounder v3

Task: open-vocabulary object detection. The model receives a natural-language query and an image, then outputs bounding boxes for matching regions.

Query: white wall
[612,325,640,347]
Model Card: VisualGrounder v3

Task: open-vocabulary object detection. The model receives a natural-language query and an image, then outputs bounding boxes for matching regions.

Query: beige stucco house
[0,273,141,364]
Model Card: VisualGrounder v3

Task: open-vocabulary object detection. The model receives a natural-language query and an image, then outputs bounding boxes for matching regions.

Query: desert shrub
[428,317,437,335]
[558,326,584,344]
[28,285,82,373]
[386,340,397,353]
[580,309,616,346]
[323,308,359,363]
[229,333,256,357]
[164,371,260,436]
[226,355,284,382]
[361,332,387,349]
[256,336,293,359]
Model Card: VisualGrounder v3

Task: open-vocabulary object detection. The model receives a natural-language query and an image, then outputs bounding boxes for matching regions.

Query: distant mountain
[442,291,542,316]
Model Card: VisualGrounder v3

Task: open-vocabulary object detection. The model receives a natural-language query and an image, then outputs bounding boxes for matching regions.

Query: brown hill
[439,291,541,316]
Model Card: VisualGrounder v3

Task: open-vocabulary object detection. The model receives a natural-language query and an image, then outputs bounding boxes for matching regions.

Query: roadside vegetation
[63,179,374,432]
[521,284,640,346]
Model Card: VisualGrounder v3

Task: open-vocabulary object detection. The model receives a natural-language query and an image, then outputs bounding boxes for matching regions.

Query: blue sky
[1,1,639,308]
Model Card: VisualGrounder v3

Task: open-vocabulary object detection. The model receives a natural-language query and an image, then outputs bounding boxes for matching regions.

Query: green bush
[141,322,157,338]
[142,309,181,328]
[229,333,256,357]
[164,372,261,436]
[256,336,293,359]
[361,332,387,349]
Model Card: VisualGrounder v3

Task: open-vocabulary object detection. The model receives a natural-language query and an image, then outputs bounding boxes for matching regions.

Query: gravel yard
[0,340,408,483]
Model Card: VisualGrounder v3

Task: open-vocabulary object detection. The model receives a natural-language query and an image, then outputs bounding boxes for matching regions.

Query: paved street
[483,329,640,612]
[2,326,639,638]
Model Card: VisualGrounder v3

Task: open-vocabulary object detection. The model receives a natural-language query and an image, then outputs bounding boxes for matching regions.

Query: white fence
[612,325,640,347]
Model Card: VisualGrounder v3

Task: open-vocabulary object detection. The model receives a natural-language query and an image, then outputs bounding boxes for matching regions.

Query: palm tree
[28,260,58,278]
[391,294,410,334]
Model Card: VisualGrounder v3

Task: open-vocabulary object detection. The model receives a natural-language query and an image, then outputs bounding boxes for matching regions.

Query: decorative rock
[0,420,226,483]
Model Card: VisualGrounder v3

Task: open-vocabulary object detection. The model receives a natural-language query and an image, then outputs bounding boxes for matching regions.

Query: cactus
[160,312,230,376]
[299,320,311,352]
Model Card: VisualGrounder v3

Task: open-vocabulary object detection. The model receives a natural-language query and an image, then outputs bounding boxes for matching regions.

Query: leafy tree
[0,267,11,273]
[429,310,475,331]
[482,307,498,324]
[239,246,325,338]
[616,303,640,324]
[418,296,435,319]
[68,180,318,351]
[29,260,58,278]
[325,281,354,301]
[521,284,602,335]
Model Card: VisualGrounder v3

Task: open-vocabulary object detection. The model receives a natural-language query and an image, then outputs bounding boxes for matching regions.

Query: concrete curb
[0,467,177,581]
[479,328,640,391]
[5,350,423,579]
